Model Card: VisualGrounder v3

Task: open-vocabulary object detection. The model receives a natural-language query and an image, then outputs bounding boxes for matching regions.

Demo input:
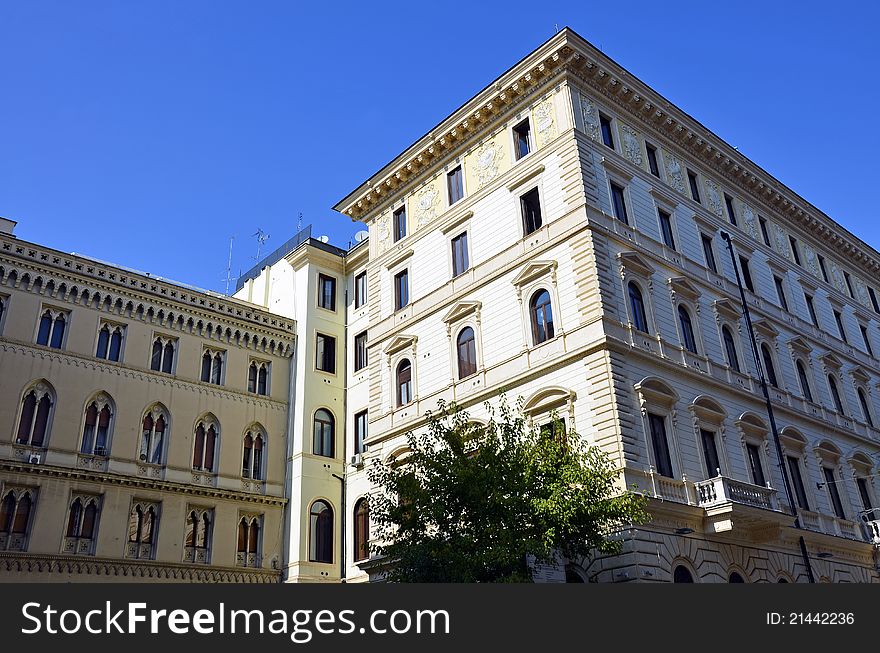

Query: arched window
[673,565,694,583]
[36,309,66,349]
[81,395,113,456]
[192,419,217,472]
[237,515,262,567]
[728,571,745,583]
[761,344,778,388]
[858,388,874,427]
[796,360,814,403]
[722,326,740,372]
[309,500,333,563]
[313,409,335,458]
[565,567,585,583]
[678,305,697,353]
[96,324,124,361]
[184,509,212,563]
[628,282,648,333]
[127,503,157,559]
[530,289,555,344]
[0,489,33,551]
[354,498,370,562]
[242,429,265,480]
[397,360,413,407]
[65,495,99,553]
[151,337,176,373]
[456,327,477,379]
[828,375,845,414]
[140,406,168,464]
[16,382,54,448]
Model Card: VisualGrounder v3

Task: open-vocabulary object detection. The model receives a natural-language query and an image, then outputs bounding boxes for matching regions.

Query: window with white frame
[737,414,770,489]
[140,404,169,465]
[192,416,219,472]
[200,348,225,385]
[690,396,727,479]
[248,359,270,395]
[15,380,55,448]
[150,335,177,374]
[36,307,67,349]
[80,393,114,456]
[634,378,679,480]
[242,426,266,480]
[96,322,124,361]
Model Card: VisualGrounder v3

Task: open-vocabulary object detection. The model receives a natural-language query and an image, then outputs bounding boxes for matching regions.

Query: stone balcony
[695,476,779,512]
[693,475,790,537]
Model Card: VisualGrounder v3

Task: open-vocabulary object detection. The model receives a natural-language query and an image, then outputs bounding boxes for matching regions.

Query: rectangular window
[724,193,737,226]
[746,443,766,487]
[647,413,674,478]
[658,209,676,250]
[354,410,368,455]
[824,467,846,519]
[513,119,531,160]
[521,187,542,235]
[843,271,855,298]
[817,254,829,283]
[687,169,701,203]
[805,293,819,327]
[610,182,629,225]
[394,269,409,311]
[318,274,336,311]
[645,142,660,177]
[700,429,720,478]
[759,216,771,247]
[599,114,614,148]
[787,456,810,511]
[774,276,788,311]
[739,256,754,293]
[857,477,875,520]
[869,287,880,314]
[354,331,368,371]
[393,206,407,242]
[316,333,336,373]
[789,236,801,266]
[451,232,469,277]
[354,272,367,308]
[834,310,847,343]
[701,234,717,273]
[861,325,874,357]
[447,166,463,205]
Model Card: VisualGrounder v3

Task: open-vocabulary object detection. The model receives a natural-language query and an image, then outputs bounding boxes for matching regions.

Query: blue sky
[2,1,877,293]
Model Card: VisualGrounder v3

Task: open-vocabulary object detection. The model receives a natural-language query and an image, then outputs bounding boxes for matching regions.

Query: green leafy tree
[367,398,649,582]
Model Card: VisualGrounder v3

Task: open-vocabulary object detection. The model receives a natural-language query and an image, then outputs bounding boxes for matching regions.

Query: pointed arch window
[628,282,648,333]
[354,498,370,562]
[242,429,265,480]
[309,500,333,563]
[201,349,225,385]
[192,419,218,472]
[0,489,34,552]
[16,383,53,448]
[150,336,177,373]
[236,515,262,567]
[140,408,168,465]
[313,409,335,458]
[248,360,270,395]
[761,344,778,388]
[678,305,697,353]
[530,289,555,344]
[64,495,100,555]
[126,502,158,559]
[183,508,212,563]
[96,323,124,361]
[396,359,413,406]
[36,308,67,349]
[81,395,113,456]
[456,327,477,379]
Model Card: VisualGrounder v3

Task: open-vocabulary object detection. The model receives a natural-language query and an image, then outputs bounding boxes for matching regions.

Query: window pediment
[383,334,417,356]
[634,377,678,407]
[736,412,768,437]
[690,395,727,424]
[522,387,576,416]
[442,301,481,325]
[668,276,701,301]
[787,336,813,354]
[512,260,557,288]
[713,298,742,322]
[600,156,633,182]
[384,248,414,271]
[752,319,779,340]
[819,351,843,370]
[617,251,655,277]
[851,366,871,384]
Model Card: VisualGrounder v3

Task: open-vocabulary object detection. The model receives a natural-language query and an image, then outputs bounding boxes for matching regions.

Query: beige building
[329,28,880,583]
[0,218,295,582]
[5,27,880,584]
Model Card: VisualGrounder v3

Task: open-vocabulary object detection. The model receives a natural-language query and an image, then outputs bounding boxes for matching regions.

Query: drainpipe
[281,333,299,582]
[332,284,350,583]
[720,231,815,583]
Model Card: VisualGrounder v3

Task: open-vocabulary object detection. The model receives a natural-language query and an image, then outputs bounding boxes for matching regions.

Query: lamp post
[720,231,815,583]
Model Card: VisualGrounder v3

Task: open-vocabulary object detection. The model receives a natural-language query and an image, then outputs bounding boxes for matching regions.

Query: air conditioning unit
[28,453,42,464]
[350,453,364,468]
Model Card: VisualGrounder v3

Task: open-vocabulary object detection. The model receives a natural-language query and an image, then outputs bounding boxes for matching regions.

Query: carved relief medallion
[704,179,723,216]
[620,124,643,167]
[579,93,600,141]
[475,140,503,188]
[741,202,758,241]
[663,150,686,194]
[415,185,440,227]
[534,99,557,146]
[773,224,790,260]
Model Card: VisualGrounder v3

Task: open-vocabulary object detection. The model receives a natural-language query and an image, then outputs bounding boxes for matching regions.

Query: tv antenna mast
[252,229,270,262]
[222,236,236,295]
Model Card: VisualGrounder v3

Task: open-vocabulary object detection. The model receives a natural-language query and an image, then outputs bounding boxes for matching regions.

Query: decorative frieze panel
[240,478,265,494]
[62,536,94,556]
[802,242,821,279]
[191,471,216,487]
[853,276,872,309]
[772,223,791,260]
[829,261,849,296]
[77,454,109,472]
[137,463,163,480]
[414,184,441,228]
[704,179,723,217]
[740,202,759,242]
[662,150,686,194]
[533,98,557,147]
[619,124,642,167]
[474,141,504,189]
[579,93,600,141]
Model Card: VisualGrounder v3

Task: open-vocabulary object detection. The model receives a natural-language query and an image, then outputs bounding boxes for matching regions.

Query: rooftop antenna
[297,212,303,233]
[252,229,270,262]
[223,235,236,295]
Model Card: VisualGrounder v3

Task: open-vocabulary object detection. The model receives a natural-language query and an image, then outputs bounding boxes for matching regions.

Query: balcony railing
[695,476,779,511]
[864,519,880,545]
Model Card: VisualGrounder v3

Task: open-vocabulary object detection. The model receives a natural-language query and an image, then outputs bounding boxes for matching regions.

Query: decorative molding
[506,162,546,192]
[511,260,558,288]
